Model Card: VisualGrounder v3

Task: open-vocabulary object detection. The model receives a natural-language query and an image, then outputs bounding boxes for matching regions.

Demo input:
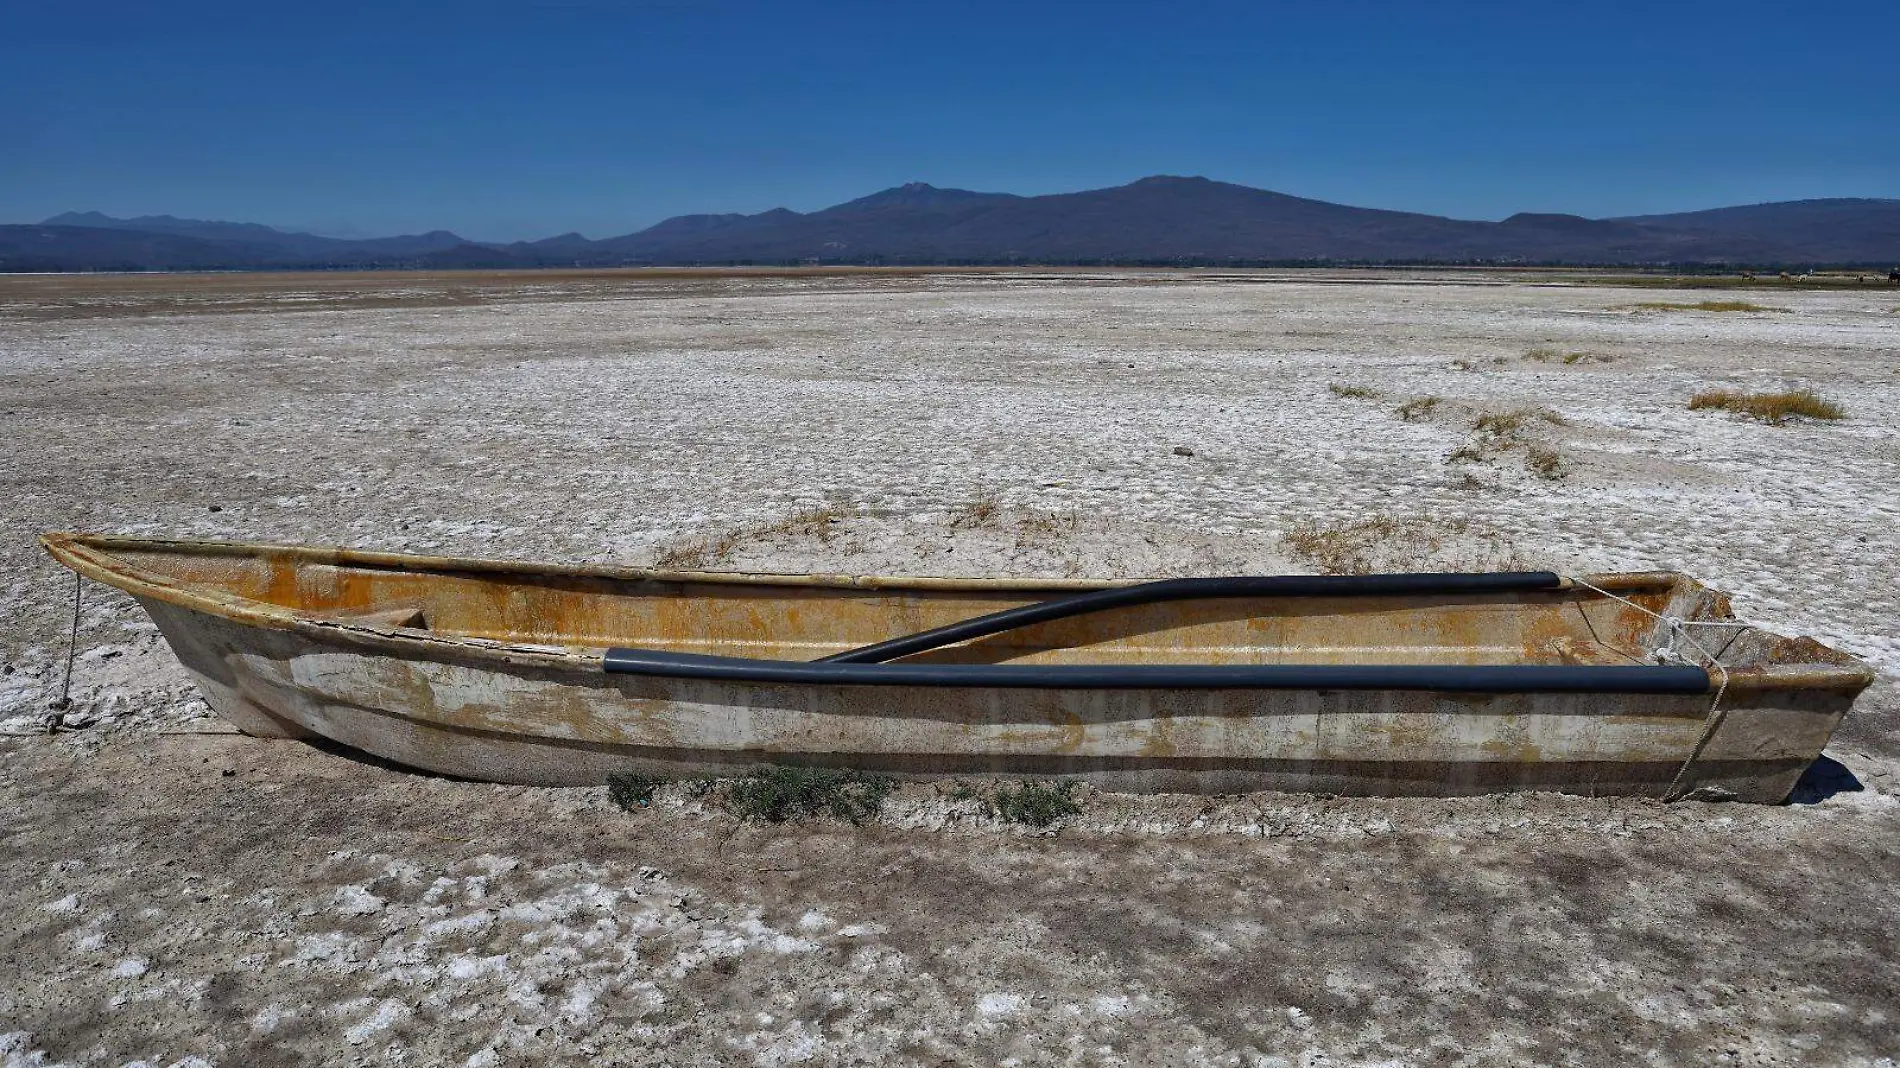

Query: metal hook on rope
[47,570,82,731]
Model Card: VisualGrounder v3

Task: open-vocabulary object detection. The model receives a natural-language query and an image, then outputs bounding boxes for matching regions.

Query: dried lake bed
[2,268,1898,1066]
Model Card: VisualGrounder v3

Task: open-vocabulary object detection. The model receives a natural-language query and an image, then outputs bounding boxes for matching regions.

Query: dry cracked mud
[3,268,1898,1067]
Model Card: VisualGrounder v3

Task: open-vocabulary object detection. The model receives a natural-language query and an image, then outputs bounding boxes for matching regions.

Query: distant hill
[1611,199,1900,264]
[591,178,1900,265]
[38,211,473,259]
[8,180,1899,272]
[0,225,278,272]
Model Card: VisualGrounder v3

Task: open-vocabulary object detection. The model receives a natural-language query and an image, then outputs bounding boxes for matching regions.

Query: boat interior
[44,534,1869,679]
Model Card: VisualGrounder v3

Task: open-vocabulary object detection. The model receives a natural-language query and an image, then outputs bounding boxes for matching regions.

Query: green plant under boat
[723,764,897,824]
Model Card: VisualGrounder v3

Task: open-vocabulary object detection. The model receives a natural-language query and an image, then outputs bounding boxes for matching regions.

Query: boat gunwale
[38,532,1877,694]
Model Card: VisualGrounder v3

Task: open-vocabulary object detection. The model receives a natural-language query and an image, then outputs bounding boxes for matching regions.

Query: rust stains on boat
[38,532,1876,801]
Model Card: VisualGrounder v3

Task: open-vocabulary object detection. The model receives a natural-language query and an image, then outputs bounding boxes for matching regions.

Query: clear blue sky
[5,0,1895,241]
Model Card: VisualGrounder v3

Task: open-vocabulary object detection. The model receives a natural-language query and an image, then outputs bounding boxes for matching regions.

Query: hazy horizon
[25,178,1900,246]
[7,1,1897,241]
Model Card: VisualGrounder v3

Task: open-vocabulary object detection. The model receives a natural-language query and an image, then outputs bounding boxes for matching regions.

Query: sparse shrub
[1014,509,1078,543]
[1395,396,1441,422]
[608,772,667,810]
[1631,300,1781,313]
[1527,349,1609,365]
[759,504,849,542]
[651,504,852,569]
[1286,515,1403,574]
[1688,389,1844,425]
[991,780,1082,827]
[722,764,895,824]
[653,530,742,570]
[1525,445,1569,480]
[1450,408,1572,476]
[1329,383,1381,399]
[952,495,1002,528]
[1449,471,1491,492]
[1282,514,1523,575]
[1471,411,1524,441]
[943,781,985,803]
[1472,407,1565,443]
[941,780,996,818]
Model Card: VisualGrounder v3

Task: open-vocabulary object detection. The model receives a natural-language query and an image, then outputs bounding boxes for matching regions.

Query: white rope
[1567,576,1754,800]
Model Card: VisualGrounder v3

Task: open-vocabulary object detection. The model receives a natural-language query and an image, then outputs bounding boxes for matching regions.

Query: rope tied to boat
[1567,575,1756,800]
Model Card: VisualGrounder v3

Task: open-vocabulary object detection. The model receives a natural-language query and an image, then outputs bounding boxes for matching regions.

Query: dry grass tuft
[1688,389,1845,425]
[757,504,849,541]
[1329,383,1381,399]
[1395,396,1441,422]
[948,497,1081,552]
[1630,300,1782,313]
[1445,407,1573,480]
[1472,407,1566,442]
[950,494,1002,529]
[1524,445,1569,480]
[652,504,852,569]
[1282,514,1524,575]
[1014,509,1079,542]
[1525,347,1617,367]
[942,494,1079,551]
[652,530,744,571]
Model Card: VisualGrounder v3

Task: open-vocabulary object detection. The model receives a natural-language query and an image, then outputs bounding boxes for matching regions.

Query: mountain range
[5,177,1898,271]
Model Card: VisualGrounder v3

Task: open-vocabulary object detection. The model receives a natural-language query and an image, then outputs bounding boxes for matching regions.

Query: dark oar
[817,571,1564,664]
[604,570,1707,692]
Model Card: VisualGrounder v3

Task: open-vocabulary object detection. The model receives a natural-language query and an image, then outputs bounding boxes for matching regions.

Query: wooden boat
[41,533,1873,802]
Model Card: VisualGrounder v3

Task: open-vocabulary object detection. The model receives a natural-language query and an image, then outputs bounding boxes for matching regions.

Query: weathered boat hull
[45,534,1874,802]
